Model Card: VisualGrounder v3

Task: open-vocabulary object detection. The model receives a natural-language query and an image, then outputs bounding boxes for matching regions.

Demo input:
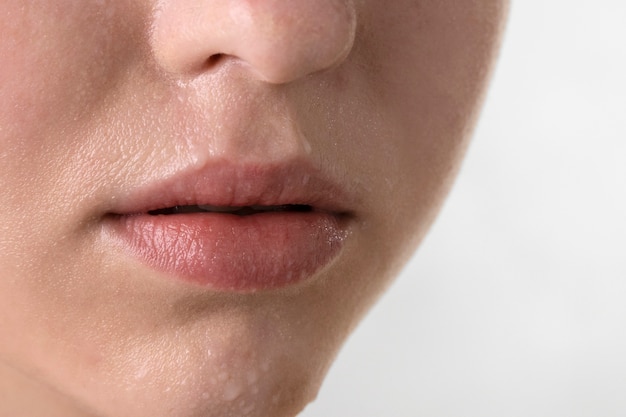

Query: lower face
[0,1,507,416]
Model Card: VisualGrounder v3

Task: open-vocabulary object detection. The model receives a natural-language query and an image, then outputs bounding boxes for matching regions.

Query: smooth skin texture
[0,1,508,416]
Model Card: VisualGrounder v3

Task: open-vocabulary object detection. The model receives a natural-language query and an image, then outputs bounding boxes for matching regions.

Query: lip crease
[102,159,354,292]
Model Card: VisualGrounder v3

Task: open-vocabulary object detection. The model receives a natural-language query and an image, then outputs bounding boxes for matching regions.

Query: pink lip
[102,160,353,292]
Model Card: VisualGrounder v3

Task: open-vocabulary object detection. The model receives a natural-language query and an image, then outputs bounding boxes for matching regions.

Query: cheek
[0,1,143,164]
[0,0,139,396]
[0,0,147,253]
[329,0,507,262]
[380,3,505,189]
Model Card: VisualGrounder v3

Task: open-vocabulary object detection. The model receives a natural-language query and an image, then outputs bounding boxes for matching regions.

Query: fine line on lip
[108,159,355,217]
[104,210,349,291]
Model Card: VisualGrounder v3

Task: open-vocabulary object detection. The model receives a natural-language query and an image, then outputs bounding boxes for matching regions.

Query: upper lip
[107,158,356,216]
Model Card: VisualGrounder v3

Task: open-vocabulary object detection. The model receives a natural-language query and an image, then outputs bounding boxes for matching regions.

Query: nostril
[205,53,226,69]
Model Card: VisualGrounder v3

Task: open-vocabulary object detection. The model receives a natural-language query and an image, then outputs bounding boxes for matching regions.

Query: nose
[151,0,357,84]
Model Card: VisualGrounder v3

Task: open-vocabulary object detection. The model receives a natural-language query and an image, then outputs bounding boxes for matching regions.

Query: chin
[40,268,357,417]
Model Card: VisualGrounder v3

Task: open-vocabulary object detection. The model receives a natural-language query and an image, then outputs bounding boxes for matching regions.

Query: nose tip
[151,0,357,84]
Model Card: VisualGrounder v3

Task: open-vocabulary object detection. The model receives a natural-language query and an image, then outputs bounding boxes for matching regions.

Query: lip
[102,159,354,292]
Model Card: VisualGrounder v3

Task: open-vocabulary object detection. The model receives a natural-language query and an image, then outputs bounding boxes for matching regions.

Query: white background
[301,1,626,416]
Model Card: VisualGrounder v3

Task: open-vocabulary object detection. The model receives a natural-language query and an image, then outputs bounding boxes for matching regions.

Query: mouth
[147,204,313,216]
[102,161,353,292]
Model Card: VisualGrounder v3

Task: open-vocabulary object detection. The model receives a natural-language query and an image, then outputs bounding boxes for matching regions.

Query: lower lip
[104,211,348,291]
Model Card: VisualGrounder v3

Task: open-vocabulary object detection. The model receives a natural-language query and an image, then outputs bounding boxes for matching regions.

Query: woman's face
[0,1,507,416]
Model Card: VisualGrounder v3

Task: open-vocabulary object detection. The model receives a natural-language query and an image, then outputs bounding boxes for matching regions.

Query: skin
[0,1,508,416]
